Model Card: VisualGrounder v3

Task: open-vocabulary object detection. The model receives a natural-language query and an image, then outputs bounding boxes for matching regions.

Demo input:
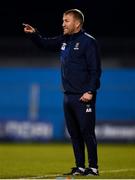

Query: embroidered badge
[74,42,80,50]
[86,104,92,113]
[61,43,67,50]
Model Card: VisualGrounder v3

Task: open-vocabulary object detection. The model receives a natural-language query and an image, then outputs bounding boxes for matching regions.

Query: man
[23,9,101,176]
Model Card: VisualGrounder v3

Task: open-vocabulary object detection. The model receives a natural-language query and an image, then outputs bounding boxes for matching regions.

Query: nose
[62,21,65,27]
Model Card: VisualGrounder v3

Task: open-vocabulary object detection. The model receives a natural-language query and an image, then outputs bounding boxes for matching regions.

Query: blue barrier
[0,68,134,141]
[97,69,135,121]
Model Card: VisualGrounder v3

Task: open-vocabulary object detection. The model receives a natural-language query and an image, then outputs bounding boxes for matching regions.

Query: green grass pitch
[0,143,135,179]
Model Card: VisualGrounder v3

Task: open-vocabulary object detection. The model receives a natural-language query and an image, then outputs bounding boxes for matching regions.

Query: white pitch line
[19,174,62,179]
[100,168,135,173]
[19,168,135,179]
[31,174,62,178]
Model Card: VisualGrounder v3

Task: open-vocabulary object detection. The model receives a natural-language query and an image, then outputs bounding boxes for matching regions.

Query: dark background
[0,0,134,37]
[0,0,135,66]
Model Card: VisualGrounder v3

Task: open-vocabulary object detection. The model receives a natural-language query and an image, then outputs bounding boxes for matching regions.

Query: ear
[75,20,81,28]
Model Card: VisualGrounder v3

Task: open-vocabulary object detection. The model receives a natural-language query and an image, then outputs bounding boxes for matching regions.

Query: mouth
[63,28,68,31]
[63,28,69,34]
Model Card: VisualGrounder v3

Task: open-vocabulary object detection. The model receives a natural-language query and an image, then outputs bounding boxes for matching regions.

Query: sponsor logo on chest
[74,42,80,50]
[61,43,67,50]
[61,42,80,51]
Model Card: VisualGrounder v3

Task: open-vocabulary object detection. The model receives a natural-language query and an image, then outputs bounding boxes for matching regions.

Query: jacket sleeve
[29,32,63,50]
[85,38,102,93]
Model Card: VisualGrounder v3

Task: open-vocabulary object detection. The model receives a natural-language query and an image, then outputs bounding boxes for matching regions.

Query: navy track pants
[64,93,98,168]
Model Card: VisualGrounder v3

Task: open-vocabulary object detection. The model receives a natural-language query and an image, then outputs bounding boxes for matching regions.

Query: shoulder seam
[84,32,95,40]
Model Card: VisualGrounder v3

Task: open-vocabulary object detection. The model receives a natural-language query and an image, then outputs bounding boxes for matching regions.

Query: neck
[71,28,81,35]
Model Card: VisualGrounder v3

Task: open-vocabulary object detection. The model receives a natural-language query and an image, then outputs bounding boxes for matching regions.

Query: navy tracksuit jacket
[31,29,101,168]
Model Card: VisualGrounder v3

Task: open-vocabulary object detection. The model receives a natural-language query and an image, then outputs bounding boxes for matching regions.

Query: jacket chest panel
[60,41,85,63]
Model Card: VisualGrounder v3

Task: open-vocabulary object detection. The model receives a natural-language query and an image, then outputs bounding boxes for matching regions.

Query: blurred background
[0,0,135,142]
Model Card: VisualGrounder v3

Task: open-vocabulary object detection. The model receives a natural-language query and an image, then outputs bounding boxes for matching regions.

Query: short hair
[64,9,84,26]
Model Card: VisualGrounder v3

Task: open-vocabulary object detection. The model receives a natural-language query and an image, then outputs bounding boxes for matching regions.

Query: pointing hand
[22,23,36,33]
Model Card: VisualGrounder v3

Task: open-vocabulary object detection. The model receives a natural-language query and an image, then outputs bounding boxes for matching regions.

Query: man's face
[62,14,80,35]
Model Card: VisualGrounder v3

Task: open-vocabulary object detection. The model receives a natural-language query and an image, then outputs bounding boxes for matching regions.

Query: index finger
[22,23,29,27]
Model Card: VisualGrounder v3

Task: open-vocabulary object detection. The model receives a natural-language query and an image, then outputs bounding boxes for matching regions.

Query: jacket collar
[65,29,84,41]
